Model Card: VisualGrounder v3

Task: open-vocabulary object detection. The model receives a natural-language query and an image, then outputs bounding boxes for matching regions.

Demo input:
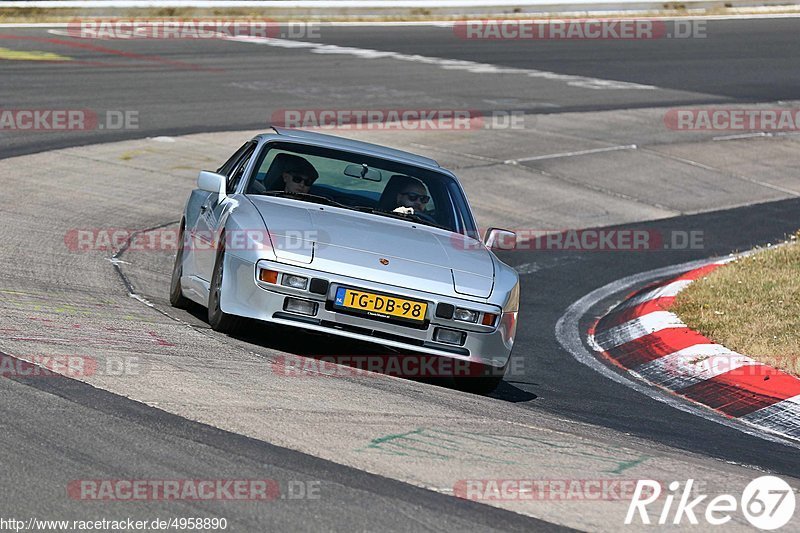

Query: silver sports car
[170,128,519,392]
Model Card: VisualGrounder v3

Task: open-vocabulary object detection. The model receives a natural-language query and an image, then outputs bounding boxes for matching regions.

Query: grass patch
[672,231,800,376]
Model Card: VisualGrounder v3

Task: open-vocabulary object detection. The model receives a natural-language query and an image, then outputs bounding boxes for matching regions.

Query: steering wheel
[413,211,439,224]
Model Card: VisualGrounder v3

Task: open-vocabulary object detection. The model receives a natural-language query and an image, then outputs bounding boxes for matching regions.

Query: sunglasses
[287,173,315,186]
[400,192,430,204]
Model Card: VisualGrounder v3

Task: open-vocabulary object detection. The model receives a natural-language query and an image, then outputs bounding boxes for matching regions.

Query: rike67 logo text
[626,477,796,530]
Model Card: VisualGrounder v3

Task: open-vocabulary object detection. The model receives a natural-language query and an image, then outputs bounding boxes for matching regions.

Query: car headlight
[281,274,308,290]
[453,308,479,323]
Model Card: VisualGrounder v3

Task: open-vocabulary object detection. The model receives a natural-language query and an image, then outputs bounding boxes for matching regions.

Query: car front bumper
[219,255,516,369]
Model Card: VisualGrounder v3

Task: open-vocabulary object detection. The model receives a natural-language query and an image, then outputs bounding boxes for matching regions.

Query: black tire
[208,235,245,334]
[169,223,191,309]
[452,361,507,394]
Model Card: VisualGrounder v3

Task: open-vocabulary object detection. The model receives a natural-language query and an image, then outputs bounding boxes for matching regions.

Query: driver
[392,176,430,214]
[281,154,319,194]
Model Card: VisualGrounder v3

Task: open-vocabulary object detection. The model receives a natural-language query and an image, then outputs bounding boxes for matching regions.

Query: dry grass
[672,232,800,376]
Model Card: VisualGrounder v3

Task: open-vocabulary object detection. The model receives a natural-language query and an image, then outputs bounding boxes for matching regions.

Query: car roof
[256,127,440,170]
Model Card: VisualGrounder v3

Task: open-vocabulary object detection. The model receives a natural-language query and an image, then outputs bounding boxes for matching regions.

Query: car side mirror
[483,228,517,250]
[198,171,227,200]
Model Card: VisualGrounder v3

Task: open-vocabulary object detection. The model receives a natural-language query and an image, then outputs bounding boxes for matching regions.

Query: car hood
[249,197,494,298]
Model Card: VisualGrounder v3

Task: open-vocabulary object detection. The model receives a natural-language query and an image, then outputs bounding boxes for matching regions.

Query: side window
[446,181,477,237]
[226,142,256,194]
[217,142,252,176]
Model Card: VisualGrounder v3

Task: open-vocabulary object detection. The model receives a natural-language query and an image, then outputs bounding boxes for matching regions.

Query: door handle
[200,204,209,213]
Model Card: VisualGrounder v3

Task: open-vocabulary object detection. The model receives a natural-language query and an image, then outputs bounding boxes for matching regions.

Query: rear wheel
[169,223,191,309]
[208,236,245,334]
[452,361,507,394]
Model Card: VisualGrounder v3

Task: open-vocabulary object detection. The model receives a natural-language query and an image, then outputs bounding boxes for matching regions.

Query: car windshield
[244,141,478,236]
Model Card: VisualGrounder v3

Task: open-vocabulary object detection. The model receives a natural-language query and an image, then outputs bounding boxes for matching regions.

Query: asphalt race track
[2,18,800,159]
[1,17,799,531]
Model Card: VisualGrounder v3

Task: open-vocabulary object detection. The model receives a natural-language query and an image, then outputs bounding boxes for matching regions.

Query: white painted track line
[222,35,657,91]
[504,144,638,165]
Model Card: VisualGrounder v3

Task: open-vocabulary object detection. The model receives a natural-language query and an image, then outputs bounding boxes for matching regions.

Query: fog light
[284,297,318,316]
[481,312,498,327]
[453,308,479,323]
[259,269,279,284]
[281,274,308,290]
[434,328,466,346]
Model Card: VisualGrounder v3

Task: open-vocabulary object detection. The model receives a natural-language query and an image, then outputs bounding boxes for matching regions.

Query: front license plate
[334,287,428,324]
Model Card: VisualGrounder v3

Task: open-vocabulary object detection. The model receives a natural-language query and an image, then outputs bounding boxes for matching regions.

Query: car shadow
[184,304,537,402]
[488,380,538,402]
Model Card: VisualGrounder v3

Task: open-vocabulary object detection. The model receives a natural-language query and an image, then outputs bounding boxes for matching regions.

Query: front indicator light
[434,328,466,346]
[259,269,279,284]
[453,308,479,323]
[481,312,498,327]
[284,297,318,316]
[281,274,308,290]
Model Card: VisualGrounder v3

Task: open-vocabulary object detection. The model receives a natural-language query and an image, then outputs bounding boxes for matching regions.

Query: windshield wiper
[261,191,347,209]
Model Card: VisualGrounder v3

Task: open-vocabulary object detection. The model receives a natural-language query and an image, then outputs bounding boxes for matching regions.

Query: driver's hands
[392,206,415,215]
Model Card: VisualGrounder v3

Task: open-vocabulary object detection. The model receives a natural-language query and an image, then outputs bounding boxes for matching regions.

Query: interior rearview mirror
[344,163,382,182]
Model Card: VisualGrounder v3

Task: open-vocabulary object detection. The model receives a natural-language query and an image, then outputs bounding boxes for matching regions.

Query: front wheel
[208,237,245,334]
[169,223,191,309]
[452,361,507,394]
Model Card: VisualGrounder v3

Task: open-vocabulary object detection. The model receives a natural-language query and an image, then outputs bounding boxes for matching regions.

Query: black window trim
[225,141,257,194]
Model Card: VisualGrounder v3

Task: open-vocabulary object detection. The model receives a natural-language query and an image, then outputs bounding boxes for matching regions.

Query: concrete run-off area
[0,103,798,530]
